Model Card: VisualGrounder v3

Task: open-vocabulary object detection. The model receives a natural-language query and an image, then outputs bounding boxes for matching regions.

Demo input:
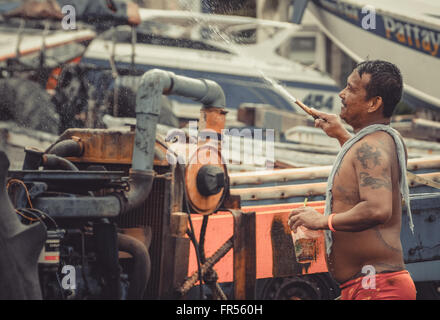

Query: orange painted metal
[185,145,227,214]
[199,107,228,134]
[46,56,82,90]
[188,200,328,283]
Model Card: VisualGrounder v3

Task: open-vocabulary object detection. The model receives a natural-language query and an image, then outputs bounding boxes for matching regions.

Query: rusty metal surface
[170,212,189,237]
[57,128,135,164]
[167,235,191,297]
[54,128,169,166]
[221,193,242,210]
[270,213,300,277]
[230,209,256,300]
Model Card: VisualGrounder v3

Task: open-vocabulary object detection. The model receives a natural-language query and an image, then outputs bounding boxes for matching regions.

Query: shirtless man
[288,60,417,300]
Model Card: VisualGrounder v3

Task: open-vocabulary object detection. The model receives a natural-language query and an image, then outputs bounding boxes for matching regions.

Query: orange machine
[6,69,340,300]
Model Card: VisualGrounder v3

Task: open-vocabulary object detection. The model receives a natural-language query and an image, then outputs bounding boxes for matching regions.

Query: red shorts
[339,270,417,300]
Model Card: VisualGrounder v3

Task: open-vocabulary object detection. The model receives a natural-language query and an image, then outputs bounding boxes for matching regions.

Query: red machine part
[188,200,328,283]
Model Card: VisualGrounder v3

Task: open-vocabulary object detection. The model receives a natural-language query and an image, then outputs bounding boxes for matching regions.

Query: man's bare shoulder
[346,131,396,166]
[357,131,395,148]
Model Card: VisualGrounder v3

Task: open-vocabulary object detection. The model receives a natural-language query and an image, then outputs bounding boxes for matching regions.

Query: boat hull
[308,0,440,111]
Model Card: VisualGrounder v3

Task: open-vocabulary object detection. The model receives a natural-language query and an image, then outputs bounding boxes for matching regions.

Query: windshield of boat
[276,35,317,67]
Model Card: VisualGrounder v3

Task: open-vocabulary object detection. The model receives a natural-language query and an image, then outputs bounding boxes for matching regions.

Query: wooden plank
[230,156,440,186]
[231,172,440,200]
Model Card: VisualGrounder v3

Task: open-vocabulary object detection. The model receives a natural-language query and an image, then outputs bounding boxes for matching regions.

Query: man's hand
[288,207,327,232]
[311,108,352,146]
[127,1,141,25]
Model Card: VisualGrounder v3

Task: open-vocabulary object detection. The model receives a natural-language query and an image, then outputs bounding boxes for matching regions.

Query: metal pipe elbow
[137,68,226,109]
[45,139,84,158]
[119,169,155,214]
[169,73,226,108]
[136,69,173,115]
[42,154,79,171]
[197,79,226,109]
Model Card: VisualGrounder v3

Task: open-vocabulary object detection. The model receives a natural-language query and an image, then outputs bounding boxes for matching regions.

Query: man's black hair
[355,60,403,118]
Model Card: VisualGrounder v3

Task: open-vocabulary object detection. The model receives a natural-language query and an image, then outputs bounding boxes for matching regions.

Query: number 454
[302,94,334,110]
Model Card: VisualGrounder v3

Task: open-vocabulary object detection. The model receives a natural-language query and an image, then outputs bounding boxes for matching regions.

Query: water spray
[179,7,323,121]
[259,72,320,120]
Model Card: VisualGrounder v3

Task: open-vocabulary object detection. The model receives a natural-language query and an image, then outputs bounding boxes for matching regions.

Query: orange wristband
[328,213,336,232]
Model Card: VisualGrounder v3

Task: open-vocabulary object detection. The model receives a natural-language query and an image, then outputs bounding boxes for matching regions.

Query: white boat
[307,0,440,112]
[0,21,95,68]
[82,9,341,114]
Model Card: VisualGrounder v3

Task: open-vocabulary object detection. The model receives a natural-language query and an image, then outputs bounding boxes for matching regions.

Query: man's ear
[367,96,383,113]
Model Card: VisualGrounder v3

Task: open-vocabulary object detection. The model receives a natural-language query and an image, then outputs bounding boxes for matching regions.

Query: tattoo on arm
[359,172,392,191]
[356,142,382,169]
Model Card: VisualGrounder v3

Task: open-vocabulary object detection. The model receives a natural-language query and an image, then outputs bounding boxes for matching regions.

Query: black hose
[42,154,78,171]
[46,139,83,158]
[180,164,204,299]
[117,233,151,300]
[186,214,204,300]
[199,215,209,263]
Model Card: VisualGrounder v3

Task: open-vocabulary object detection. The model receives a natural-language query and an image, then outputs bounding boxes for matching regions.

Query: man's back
[328,130,405,283]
